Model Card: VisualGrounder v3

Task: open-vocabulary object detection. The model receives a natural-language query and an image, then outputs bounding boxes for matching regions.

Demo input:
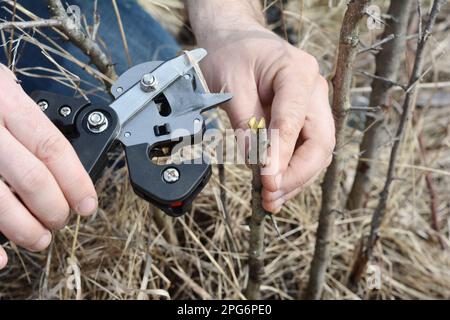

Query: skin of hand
[0,65,98,269]
[187,0,336,214]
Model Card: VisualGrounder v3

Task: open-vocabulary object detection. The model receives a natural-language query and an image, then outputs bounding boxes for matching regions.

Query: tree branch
[304,0,372,300]
[47,0,117,87]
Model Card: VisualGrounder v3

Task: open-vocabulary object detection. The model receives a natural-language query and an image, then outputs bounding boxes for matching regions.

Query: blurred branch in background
[346,0,414,212]
[347,0,448,290]
[304,0,372,300]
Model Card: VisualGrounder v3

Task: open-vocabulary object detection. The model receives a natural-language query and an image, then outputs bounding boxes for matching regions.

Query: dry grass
[1,0,450,300]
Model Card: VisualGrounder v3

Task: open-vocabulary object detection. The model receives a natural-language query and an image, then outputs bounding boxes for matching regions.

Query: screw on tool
[37,100,48,111]
[163,167,180,183]
[59,106,72,117]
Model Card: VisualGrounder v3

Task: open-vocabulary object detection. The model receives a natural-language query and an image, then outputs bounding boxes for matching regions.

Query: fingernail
[32,231,52,252]
[77,196,98,215]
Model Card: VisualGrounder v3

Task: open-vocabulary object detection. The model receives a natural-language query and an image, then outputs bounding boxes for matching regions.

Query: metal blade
[110,49,208,126]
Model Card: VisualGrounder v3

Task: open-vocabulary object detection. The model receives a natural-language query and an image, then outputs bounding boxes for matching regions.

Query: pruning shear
[0,49,232,245]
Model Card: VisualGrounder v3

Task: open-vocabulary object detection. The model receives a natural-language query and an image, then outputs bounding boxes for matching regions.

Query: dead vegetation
[0,0,450,300]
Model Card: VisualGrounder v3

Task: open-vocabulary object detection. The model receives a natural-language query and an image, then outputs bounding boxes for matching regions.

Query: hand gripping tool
[0,49,231,245]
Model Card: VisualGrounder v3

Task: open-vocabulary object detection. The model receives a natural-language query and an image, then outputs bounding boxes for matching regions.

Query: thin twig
[358,34,395,54]
[358,70,407,90]
[0,18,62,31]
[245,117,269,300]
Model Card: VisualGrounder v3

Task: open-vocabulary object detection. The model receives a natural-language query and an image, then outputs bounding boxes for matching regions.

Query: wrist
[186,0,265,47]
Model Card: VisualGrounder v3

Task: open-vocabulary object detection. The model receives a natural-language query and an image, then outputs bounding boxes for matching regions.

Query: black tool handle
[125,144,212,217]
[29,91,120,181]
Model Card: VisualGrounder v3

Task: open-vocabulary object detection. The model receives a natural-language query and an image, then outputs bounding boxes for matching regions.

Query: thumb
[261,77,308,192]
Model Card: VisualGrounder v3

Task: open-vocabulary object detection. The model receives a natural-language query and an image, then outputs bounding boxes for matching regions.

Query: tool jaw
[109,49,232,216]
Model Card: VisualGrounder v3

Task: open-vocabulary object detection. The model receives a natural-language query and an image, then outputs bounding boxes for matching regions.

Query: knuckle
[272,118,300,141]
[305,54,320,74]
[295,52,319,76]
[19,164,49,194]
[36,133,67,164]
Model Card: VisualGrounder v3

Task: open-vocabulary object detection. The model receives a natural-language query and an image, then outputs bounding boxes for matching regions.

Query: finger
[275,79,334,194]
[0,245,7,269]
[262,67,317,192]
[262,197,284,214]
[262,77,335,194]
[277,135,333,194]
[262,168,324,202]
[0,126,69,230]
[0,179,52,252]
[4,93,98,216]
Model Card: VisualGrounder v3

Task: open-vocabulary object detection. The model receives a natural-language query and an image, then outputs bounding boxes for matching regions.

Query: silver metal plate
[110,48,208,126]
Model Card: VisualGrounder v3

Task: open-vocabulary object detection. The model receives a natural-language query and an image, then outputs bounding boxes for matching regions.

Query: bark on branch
[304,0,372,300]
[245,118,269,300]
[0,19,62,30]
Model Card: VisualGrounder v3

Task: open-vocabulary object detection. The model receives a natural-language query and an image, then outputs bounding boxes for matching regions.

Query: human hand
[195,24,335,214]
[0,65,98,269]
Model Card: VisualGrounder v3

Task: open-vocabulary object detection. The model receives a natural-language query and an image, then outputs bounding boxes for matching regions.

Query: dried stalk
[347,0,447,288]
[304,0,371,300]
[152,208,179,247]
[47,0,117,87]
[245,118,269,300]
[346,0,413,211]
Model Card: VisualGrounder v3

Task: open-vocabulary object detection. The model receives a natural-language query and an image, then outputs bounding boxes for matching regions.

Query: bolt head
[140,73,157,91]
[163,168,180,183]
[37,100,48,111]
[87,111,108,133]
[88,112,105,126]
